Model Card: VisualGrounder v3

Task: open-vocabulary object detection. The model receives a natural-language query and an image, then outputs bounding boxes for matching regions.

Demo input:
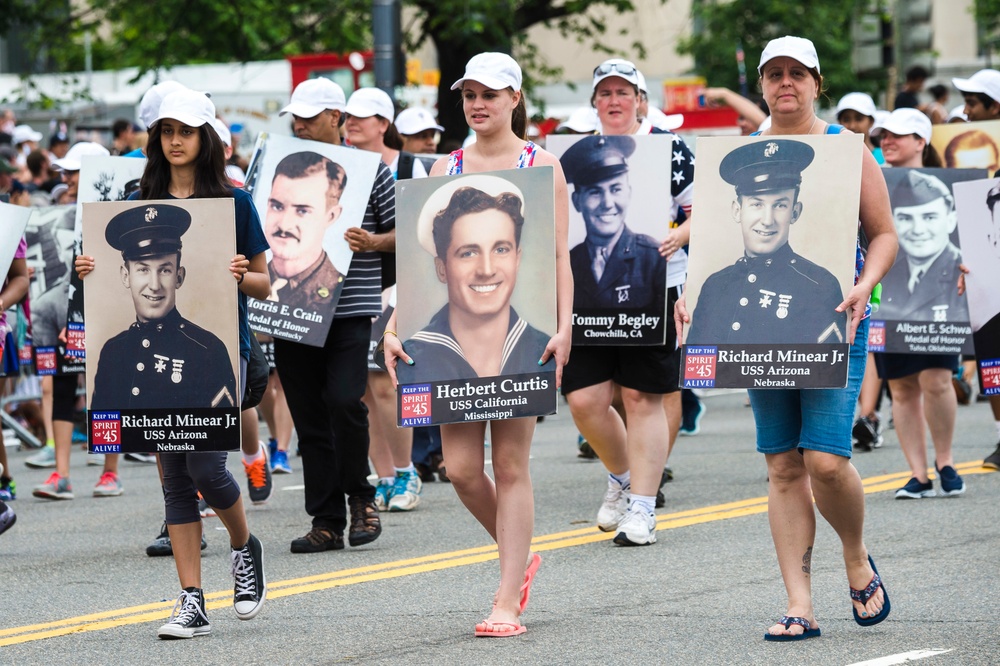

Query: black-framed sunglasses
[593,62,637,78]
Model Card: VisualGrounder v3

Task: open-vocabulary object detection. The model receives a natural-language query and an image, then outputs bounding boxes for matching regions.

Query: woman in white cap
[678,35,898,641]
[868,108,965,502]
[835,92,883,163]
[345,87,428,180]
[383,51,572,638]
[76,88,271,640]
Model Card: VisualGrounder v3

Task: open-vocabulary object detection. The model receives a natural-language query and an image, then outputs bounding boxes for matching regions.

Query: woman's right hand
[384,332,412,387]
[75,255,95,279]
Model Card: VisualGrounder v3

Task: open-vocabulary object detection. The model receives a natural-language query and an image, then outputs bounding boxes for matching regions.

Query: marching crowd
[1,34,999,642]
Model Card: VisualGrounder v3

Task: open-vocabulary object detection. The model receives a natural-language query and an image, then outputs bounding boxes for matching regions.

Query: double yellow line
[1,461,990,647]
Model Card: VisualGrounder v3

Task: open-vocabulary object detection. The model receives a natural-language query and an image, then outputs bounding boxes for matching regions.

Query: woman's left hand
[539,329,571,388]
[835,283,873,345]
[230,254,249,282]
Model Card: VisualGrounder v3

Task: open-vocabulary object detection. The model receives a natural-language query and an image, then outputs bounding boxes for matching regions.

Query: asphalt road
[2,390,998,665]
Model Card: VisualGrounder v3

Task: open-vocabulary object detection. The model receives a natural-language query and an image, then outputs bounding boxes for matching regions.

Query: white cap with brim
[12,125,43,144]
[51,142,111,171]
[758,36,820,75]
[450,52,522,92]
[154,89,216,129]
[870,107,933,142]
[646,106,684,131]
[211,118,232,146]
[138,81,188,129]
[395,107,444,135]
[557,107,600,133]
[836,92,878,119]
[947,104,968,122]
[345,87,396,122]
[280,78,347,118]
[417,174,524,256]
[592,58,641,90]
[952,69,1000,104]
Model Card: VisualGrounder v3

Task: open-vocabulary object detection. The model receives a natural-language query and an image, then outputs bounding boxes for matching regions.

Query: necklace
[764,115,819,136]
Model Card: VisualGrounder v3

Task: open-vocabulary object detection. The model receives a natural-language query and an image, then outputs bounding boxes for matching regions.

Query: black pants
[274,316,373,534]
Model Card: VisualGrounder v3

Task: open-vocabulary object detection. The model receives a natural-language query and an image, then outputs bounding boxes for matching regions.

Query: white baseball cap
[870,107,932,142]
[758,36,821,74]
[51,141,111,171]
[636,70,649,94]
[836,92,877,119]
[395,107,444,135]
[345,88,396,122]
[592,58,641,90]
[154,89,216,128]
[947,104,968,122]
[646,106,684,131]
[12,125,42,145]
[280,78,347,118]
[952,69,1000,104]
[557,107,600,133]
[450,52,522,92]
[138,81,188,129]
[211,118,232,146]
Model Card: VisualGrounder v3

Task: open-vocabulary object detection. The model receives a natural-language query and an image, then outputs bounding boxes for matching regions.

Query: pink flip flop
[519,553,542,614]
[475,620,527,638]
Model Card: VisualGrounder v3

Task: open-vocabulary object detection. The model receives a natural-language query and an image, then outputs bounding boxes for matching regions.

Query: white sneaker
[596,478,629,532]
[388,470,422,512]
[613,507,657,546]
[25,446,56,469]
[86,453,105,467]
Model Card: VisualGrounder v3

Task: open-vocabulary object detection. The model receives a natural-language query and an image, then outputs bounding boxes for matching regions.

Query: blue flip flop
[851,554,891,626]
[763,616,821,641]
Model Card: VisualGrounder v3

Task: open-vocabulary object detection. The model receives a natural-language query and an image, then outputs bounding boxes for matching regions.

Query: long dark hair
[383,123,404,150]
[140,122,233,200]
[922,141,943,168]
[511,93,528,141]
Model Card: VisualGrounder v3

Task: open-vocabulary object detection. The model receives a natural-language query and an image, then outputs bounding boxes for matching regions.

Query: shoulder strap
[397,151,415,180]
[826,123,845,134]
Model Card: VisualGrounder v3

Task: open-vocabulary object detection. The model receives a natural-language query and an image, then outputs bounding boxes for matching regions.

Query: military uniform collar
[131,307,183,332]
[270,252,330,290]
[586,224,627,262]
[739,243,795,269]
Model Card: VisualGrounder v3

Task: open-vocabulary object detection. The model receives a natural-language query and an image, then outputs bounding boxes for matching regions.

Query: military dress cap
[889,170,952,209]
[720,139,815,196]
[106,203,191,260]
[560,135,636,187]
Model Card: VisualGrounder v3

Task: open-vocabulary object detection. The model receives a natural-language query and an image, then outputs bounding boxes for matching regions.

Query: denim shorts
[748,317,869,459]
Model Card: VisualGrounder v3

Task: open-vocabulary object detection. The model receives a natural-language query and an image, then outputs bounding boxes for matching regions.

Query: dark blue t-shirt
[127,187,269,361]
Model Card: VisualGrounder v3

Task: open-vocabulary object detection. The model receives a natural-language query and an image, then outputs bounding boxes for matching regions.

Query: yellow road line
[1,461,992,647]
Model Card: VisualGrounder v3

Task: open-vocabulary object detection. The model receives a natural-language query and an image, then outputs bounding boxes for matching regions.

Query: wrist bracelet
[237,272,245,285]
[384,330,397,337]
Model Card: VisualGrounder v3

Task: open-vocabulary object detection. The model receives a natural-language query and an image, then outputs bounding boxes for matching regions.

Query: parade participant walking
[76,89,269,639]
[275,77,395,553]
[677,36,897,640]
[561,58,694,546]
[870,109,965,498]
[384,52,572,638]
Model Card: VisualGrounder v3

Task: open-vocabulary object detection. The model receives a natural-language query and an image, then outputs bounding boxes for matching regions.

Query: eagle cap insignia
[764,142,779,158]
[144,207,158,223]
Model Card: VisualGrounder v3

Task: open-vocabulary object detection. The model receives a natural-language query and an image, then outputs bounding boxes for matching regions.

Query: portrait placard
[244,133,380,346]
[871,168,982,355]
[954,177,1000,396]
[0,201,31,373]
[82,199,241,453]
[24,205,82,375]
[930,120,1000,172]
[394,168,557,426]
[682,134,863,389]
[546,134,674,345]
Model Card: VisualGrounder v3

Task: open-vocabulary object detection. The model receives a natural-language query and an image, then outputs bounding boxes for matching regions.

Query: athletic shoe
[270,449,292,474]
[267,437,278,460]
[198,495,216,518]
[86,453,105,467]
[290,526,344,553]
[147,522,207,557]
[596,477,629,532]
[852,415,884,452]
[0,499,15,536]
[983,442,1000,470]
[32,472,74,500]
[244,455,272,505]
[0,476,15,501]
[348,496,382,546]
[679,401,706,436]
[157,588,211,639]
[231,533,266,619]
[374,479,392,511]
[124,452,157,464]
[388,469,422,512]
[577,434,598,459]
[894,477,936,500]
[613,506,657,546]
[935,463,966,497]
[25,446,56,469]
[655,467,672,509]
[92,471,124,497]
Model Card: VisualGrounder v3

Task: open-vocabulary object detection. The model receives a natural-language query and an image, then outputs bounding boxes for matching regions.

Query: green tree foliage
[974,0,1000,54]
[678,0,882,109]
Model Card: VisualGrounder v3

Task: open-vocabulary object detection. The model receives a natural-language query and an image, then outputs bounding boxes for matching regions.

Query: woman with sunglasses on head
[383,52,572,638]
[676,36,897,641]
[561,58,696,547]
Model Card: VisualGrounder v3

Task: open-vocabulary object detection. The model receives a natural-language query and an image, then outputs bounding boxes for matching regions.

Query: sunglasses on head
[594,62,637,78]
